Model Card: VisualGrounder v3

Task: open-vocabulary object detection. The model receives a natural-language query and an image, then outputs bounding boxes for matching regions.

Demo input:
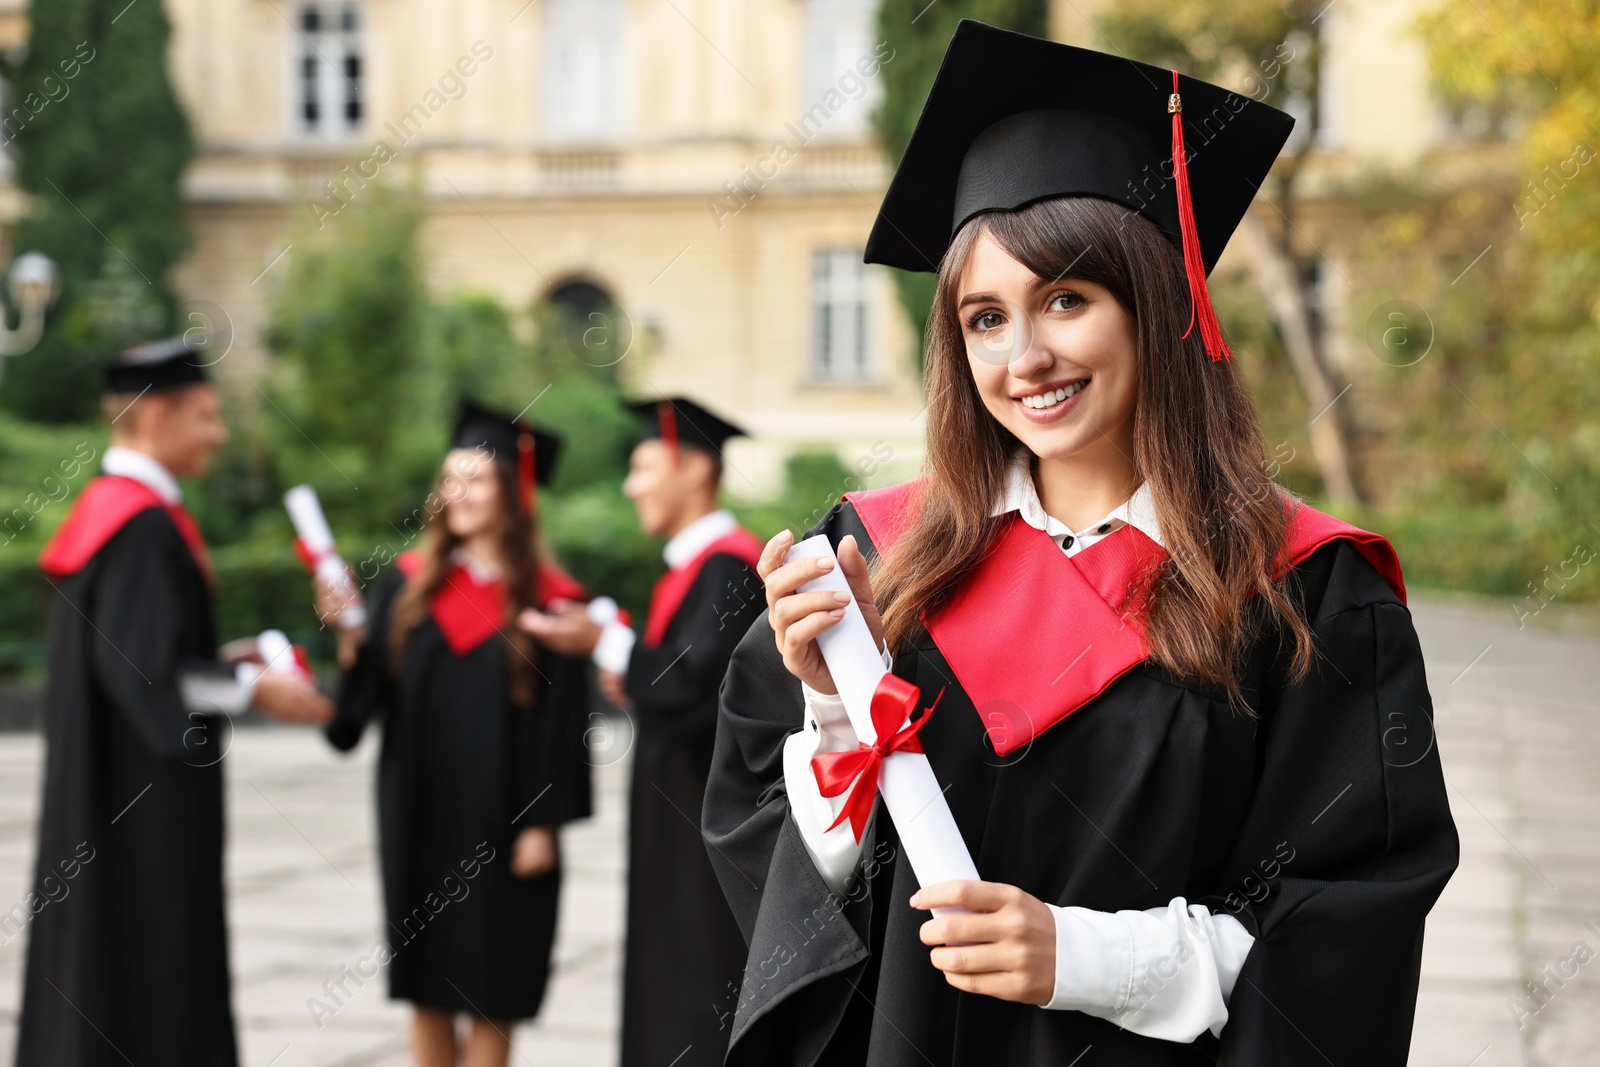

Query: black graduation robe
[19,478,240,1067]
[619,529,766,1067]
[326,555,594,1021]
[702,490,1460,1067]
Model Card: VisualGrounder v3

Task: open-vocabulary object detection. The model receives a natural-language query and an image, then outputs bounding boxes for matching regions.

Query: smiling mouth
[1016,378,1089,409]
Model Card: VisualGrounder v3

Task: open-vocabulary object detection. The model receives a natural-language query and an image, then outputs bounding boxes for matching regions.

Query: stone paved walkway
[0,590,1596,1066]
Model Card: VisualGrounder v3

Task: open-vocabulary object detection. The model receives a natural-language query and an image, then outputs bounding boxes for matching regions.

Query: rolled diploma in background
[256,629,304,678]
[284,484,367,630]
[788,534,980,913]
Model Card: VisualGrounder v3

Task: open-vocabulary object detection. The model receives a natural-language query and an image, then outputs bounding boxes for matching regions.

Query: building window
[294,3,363,139]
[542,0,627,141]
[802,0,881,138]
[811,249,872,382]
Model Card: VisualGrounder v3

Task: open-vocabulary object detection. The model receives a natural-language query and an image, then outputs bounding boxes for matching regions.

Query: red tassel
[292,537,322,572]
[657,400,680,462]
[517,429,536,514]
[1169,71,1233,363]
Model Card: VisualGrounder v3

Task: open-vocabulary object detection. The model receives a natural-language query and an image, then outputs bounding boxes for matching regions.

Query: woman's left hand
[911,880,1056,1006]
[598,669,632,710]
[511,826,558,879]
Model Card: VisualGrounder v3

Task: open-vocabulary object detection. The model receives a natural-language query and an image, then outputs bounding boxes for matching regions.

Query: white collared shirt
[102,446,182,504]
[663,509,738,569]
[783,463,1255,1040]
[995,454,1163,556]
[592,509,739,675]
[448,547,503,584]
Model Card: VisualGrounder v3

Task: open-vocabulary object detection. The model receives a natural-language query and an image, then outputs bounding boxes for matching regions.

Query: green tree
[1094,1,1365,505]
[871,0,1050,369]
[1410,0,1600,598]
[1,0,194,421]
[262,182,425,534]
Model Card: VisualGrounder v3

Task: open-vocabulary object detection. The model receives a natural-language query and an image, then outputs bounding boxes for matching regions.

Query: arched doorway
[542,276,632,371]
[546,278,614,322]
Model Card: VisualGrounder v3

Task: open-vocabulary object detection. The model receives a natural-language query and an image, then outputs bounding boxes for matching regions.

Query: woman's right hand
[313,571,367,671]
[313,571,363,630]
[758,530,885,697]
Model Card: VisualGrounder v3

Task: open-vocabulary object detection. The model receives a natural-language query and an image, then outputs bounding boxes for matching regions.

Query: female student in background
[703,21,1458,1067]
[316,400,592,1067]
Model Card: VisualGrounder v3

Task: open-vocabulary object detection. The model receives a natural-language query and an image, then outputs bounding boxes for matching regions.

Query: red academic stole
[642,528,764,648]
[844,481,1408,757]
[397,550,587,656]
[39,475,213,584]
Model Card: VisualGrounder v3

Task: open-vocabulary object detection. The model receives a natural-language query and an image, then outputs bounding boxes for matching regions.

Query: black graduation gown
[326,565,594,1020]
[702,500,1461,1067]
[17,507,238,1067]
[619,549,766,1067]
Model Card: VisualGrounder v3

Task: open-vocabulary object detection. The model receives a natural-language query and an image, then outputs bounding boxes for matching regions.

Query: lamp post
[0,251,61,384]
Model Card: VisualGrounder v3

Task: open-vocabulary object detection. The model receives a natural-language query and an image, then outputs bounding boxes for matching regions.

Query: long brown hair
[874,196,1314,709]
[389,451,544,706]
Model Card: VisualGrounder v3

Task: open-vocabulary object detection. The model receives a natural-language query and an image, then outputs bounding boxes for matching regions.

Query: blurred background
[0,1,1596,1065]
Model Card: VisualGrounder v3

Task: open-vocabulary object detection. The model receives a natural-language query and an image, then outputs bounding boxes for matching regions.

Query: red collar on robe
[397,550,588,656]
[643,528,764,648]
[845,480,1407,757]
[39,475,213,584]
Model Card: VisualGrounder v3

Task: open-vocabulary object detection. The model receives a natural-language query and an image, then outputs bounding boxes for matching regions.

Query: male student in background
[520,396,764,1067]
[16,337,333,1067]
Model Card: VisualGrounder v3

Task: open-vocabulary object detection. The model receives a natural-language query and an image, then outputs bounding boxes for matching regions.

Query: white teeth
[1020,380,1086,409]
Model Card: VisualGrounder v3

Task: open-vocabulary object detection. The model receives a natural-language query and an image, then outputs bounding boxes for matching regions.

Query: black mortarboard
[450,398,562,510]
[865,20,1295,362]
[103,336,212,395]
[625,397,745,457]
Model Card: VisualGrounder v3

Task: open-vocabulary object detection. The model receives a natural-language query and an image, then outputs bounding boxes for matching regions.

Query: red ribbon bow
[810,674,943,844]
[292,537,327,572]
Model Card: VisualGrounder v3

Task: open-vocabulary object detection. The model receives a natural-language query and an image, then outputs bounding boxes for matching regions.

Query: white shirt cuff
[178,664,260,717]
[1045,897,1255,1042]
[592,619,636,675]
[236,661,264,696]
[781,640,892,894]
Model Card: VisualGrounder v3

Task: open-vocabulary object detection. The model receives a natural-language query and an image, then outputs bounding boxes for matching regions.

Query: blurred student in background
[520,397,763,1067]
[318,399,592,1067]
[18,337,333,1067]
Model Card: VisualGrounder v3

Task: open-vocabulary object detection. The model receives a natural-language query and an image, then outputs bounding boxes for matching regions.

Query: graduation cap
[864,20,1295,363]
[624,397,746,461]
[450,398,562,512]
[104,335,212,395]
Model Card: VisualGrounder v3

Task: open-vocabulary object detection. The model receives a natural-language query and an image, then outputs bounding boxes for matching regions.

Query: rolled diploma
[788,535,980,909]
[284,484,367,630]
[257,629,301,677]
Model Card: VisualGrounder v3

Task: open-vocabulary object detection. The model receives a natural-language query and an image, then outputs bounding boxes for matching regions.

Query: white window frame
[541,0,629,142]
[800,0,882,140]
[810,248,873,383]
[291,2,363,142]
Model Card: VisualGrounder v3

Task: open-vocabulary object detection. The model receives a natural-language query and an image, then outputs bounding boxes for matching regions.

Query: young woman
[703,22,1458,1067]
[318,400,592,1067]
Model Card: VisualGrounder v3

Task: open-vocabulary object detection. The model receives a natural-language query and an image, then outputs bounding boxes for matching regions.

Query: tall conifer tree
[2,0,194,420]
